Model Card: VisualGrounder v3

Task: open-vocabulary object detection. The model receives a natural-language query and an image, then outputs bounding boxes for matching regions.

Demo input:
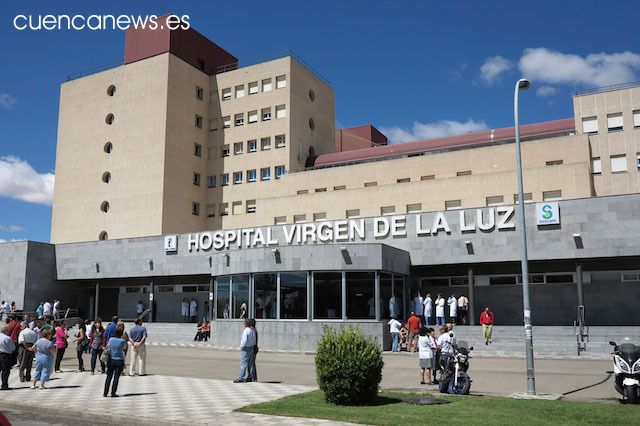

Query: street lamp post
[514,78,536,395]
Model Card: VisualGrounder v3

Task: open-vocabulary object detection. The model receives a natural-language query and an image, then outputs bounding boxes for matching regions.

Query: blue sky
[0,0,638,243]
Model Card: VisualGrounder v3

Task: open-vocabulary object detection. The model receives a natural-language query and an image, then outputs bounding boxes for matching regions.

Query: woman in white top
[447,295,458,323]
[387,316,402,352]
[435,293,446,325]
[418,327,437,384]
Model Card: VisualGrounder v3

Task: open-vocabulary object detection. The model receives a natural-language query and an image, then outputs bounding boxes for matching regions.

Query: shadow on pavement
[562,372,613,396]
[122,392,158,397]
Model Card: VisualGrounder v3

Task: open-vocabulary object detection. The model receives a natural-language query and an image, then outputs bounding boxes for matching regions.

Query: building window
[107,85,116,96]
[196,86,204,100]
[276,75,287,89]
[309,118,315,130]
[195,115,203,128]
[262,108,272,121]
[221,145,230,157]
[207,175,216,188]
[334,185,346,190]
[220,203,229,216]
[234,113,244,126]
[193,172,201,186]
[248,140,257,152]
[486,195,504,206]
[456,170,471,176]
[192,202,200,216]
[98,231,108,240]
[262,78,272,92]
[513,193,533,204]
[315,188,327,193]
[261,167,271,181]
[261,137,271,150]
[381,206,395,215]
[346,209,360,218]
[105,113,114,125]
[222,88,231,100]
[206,204,215,217]
[248,110,258,123]
[275,104,286,119]
[234,142,243,155]
[101,171,111,184]
[222,116,231,128]
[209,119,218,131]
[247,169,257,183]
[246,200,256,213]
[275,165,285,179]
[364,182,377,187]
[274,216,286,225]
[233,171,243,184]
[582,116,598,134]
[636,153,640,171]
[294,214,307,223]
[445,200,462,210]
[542,190,562,201]
[634,110,640,128]
[397,178,410,183]
[610,154,627,173]
[346,272,375,319]
[591,157,602,175]
[309,89,315,101]
[607,112,623,132]
[100,201,110,213]
[235,85,245,98]
[104,142,113,154]
[421,175,435,180]
[193,143,202,157]
[313,212,327,221]
[248,81,258,95]
[297,190,308,195]
[221,173,229,186]
[280,273,307,319]
[232,201,242,215]
[275,134,286,148]
[406,203,422,213]
[546,160,563,166]
[254,273,277,319]
[314,272,342,319]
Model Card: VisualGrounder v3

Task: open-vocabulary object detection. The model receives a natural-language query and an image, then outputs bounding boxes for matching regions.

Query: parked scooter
[610,340,640,404]
[438,336,473,395]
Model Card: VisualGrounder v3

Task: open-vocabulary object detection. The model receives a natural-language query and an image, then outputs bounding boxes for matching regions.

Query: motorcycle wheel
[438,374,452,394]
[448,372,471,395]
[624,386,638,404]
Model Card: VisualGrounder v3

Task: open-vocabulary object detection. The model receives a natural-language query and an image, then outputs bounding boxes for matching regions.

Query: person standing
[30,328,56,389]
[0,301,10,321]
[189,298,198,323]
[447,294,458,324]
[435,294,446,325]
[405,312,422,353]
[7,315,20,365]
[103,327,128,397]
[423,293,433,326]
[17,321,37,382]
[418,327,436,385]
[53,299,61,320]
[104,316,118,341]
[128,319,147,376]
[249,318,258,382]
[387,316,402,352]
[89,319,106,374]
[233,319,256,383]
[457,294,469,325]
[73,320,88,372]
[0,324,16,390]
[181,298,189,322]
[43,300,52,319]
[36,302,44,319]
[480,307,495,345]
[413,292,424,318]
[54,322,68,373]
[135,301,145,318]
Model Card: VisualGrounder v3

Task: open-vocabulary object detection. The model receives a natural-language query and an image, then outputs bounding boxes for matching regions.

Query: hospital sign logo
[535,202,560,225]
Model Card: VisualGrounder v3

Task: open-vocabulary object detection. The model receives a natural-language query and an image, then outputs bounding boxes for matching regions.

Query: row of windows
[217,75,287,102]
[200,165,286,189]
[581,110,640,134]
[201,199,257,217]
[591,153,640,174]
[220,135,287,157]
[207,105,287,130]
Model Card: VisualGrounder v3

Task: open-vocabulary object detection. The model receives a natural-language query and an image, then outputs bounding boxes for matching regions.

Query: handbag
[100,348,110,365]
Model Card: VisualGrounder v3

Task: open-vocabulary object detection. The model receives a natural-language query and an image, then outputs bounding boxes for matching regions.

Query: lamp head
[517,79,531,90]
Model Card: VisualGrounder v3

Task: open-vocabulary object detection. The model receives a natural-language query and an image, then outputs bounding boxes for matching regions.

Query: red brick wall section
[335,125,388,152]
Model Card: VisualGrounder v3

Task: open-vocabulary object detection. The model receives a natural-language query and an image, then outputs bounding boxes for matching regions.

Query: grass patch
[238,390,640,425]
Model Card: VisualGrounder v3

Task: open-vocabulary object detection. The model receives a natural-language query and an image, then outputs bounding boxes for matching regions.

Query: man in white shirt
[447,295,458,324]
[234,319,257,383]
[43,300,52,318]
[457,294,469,325]
[0,324,16,390]
[423,293,433,326]
[53,299,60,319]
[437,325,454,355]
[18,322,37,382]
[387,316,402,352]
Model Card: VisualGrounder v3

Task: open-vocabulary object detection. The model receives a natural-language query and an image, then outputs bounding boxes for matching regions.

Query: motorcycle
[610,340,640,404]
[438,335,473,395]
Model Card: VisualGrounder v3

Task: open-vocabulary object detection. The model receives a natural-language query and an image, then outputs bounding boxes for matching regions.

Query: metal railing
[65,59,123,82]
[575,80,640,96]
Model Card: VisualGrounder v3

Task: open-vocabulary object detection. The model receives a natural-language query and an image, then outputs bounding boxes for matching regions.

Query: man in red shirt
[7,315,20,365]
[405,312,422,352]
[479,307,495,345]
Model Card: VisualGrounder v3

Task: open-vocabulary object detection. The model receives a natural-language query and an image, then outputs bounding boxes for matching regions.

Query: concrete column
[94,281,100,320]
[276,273,281,320]
[148,278,154,323]
[249,274,255,318]
[576,263,584,321]
[374,271,381,321]
[468,266,476,325]
[341,271,347,321]
[209,276,214,321]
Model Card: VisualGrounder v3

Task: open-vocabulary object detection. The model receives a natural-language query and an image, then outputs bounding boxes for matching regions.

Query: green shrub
[315,326,384,405]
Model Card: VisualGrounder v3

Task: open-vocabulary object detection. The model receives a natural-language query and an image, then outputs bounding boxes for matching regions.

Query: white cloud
[519,48,640,88]
[536,85,558,97]
[0,225,24,232]
[479,56,514,84]
[380,119,489,144]
[0,94,17,109]
[0,156,54,206]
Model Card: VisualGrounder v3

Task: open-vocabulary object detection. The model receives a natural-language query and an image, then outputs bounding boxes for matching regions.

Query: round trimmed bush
[315,326,384,405]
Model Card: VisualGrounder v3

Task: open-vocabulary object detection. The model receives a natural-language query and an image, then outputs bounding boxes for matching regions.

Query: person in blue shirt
[103,327,127,397]
[103,316,118,341]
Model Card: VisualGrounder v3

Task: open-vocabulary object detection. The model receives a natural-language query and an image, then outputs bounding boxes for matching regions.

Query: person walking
[43,300,52,319]
[405,312,422,353]
[7,315,20,366]
[423,293,433,326]
[233,319,256,383]
[128,319,147,376]
[0,301,10,321]
[418,327,436,385]
[84,319,92,353]
[480,306,495,345]
[457,294,469,325]
[89,319,106,374]
[18,321,37,382]
[181,298,189,322]
[0,324,16,390]
[387,316,402,352]
[73,320,88,372]
[30,328,56,389]
[189,298,198,323]
[435,293,446,325]
[103,327,128,397]
[54,322,68,372]
[249,318,258,382]
[36,302,44,319]
[447,294,458,324]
